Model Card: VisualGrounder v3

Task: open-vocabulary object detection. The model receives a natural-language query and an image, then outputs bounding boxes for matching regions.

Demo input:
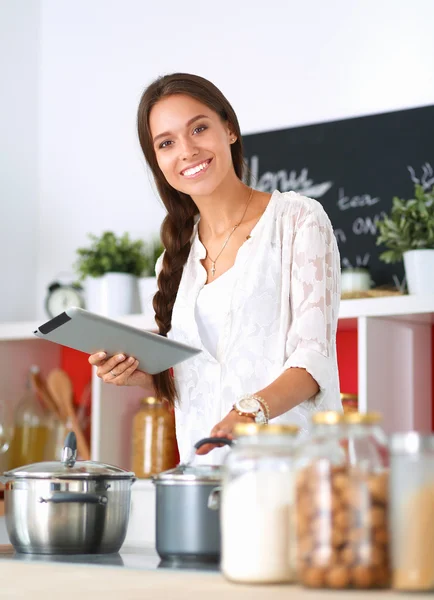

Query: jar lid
[312,411,344,425]
[313,411,381,425]
[390,432,434,454]
[2,431,134,481]
[152,464,223,484]
[234,423,299,437]
[140,396,160,405]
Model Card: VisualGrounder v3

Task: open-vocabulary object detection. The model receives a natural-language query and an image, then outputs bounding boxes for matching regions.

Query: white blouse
[156,190,342,465]
[195,268,237,358]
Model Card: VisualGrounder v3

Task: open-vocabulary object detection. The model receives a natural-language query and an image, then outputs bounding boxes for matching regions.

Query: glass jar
[389,433,434,591]
[131,397,177,478]
[221,422,300,584]
[295,411,390,590]
[8,368,52,470]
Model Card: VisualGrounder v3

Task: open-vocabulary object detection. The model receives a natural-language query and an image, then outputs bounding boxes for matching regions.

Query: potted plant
[137,237,165,314]
[376,184,434,294]
[74,231,151,316]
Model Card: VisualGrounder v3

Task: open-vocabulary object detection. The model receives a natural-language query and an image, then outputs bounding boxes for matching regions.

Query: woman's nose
[179,137,198,160]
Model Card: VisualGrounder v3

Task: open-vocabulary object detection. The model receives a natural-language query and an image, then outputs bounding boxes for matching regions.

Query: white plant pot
[84,273,141,317]
[403,249,434,295]
[138,276,158,315]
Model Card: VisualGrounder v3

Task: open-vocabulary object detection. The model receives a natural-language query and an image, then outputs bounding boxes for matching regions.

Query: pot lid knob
[62,431,78,468]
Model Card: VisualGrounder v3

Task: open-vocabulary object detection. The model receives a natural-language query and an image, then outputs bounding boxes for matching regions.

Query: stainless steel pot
[152,437,232,563]
[1,432,135,554]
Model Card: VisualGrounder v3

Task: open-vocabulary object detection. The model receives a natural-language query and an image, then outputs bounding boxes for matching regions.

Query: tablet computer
[33,306,201,375]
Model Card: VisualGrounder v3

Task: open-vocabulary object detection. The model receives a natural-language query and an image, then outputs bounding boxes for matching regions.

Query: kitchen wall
[0,0,40,321]
[1,0,434,321]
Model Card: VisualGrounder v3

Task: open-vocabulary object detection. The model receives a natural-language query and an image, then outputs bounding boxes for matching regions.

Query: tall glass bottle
[8,367,51,469]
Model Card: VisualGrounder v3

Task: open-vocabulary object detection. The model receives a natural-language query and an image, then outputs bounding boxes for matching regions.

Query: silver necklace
[206,187,254,278]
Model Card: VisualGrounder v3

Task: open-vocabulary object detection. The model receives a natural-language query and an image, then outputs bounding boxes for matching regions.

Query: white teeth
[183,161,209,177]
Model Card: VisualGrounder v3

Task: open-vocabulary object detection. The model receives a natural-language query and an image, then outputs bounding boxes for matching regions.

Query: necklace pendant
[211,262,216,277]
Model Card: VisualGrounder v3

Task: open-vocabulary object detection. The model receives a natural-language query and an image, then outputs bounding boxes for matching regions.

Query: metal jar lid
[390,432,434,454]
[2,432,134,481]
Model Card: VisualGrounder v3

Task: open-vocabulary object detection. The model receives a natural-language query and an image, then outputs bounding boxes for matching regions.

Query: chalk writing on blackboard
[246,156,333,199]
[408,162,434,192]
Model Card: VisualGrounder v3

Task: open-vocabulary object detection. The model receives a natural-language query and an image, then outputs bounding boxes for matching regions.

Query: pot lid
[3,432,134,480]
[153,463,223,483]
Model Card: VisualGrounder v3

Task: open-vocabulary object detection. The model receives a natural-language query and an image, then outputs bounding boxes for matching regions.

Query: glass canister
[8,369,52,470]
[389,433,434,591]
[295,411,390,590]
[131,396,177,478]
[221,422,300,583]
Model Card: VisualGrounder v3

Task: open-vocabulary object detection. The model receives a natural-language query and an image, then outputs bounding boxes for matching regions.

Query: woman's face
[149,94,236,197]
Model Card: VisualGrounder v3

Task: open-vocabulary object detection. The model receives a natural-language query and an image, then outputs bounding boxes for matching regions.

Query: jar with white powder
[220,422,299,583]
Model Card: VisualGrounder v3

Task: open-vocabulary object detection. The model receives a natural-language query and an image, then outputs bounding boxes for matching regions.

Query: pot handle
[208,486,222,511]
[194,437,233,451]
[39,492,108,506]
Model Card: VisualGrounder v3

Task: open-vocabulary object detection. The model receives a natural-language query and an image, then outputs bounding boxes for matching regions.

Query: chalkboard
[243,105,434,289]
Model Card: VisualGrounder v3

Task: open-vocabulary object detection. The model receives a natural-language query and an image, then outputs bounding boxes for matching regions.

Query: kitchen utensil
[1,432,135,554]
[46,368,90,460]
[152,437,232,563]
[29,366,60,418]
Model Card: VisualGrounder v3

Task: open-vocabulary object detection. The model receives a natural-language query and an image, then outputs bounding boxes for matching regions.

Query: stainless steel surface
[155,481,221,562]
[390,432,434,454]
[5,478,133,554]
[3,459,134,480]
[153,464,223,484]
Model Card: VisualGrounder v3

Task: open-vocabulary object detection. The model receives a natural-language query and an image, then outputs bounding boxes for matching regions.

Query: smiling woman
[88,73,342,465]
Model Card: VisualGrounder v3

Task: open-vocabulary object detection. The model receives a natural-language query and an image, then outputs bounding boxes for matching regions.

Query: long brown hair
[137,73,245,407]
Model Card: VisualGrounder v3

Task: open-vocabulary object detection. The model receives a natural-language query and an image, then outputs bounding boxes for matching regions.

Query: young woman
[89,73,342,465]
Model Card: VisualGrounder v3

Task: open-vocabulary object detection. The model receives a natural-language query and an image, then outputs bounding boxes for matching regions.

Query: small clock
[45,281,85,318]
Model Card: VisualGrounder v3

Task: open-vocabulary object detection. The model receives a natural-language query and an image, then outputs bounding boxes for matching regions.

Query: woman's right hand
[88,351,155,395]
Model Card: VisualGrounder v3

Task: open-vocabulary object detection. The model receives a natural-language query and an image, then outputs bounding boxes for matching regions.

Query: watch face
[46,286,84,318]
[238,397,261,413]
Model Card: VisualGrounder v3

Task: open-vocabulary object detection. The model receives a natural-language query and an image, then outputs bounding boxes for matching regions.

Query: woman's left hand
[195,410,254,455]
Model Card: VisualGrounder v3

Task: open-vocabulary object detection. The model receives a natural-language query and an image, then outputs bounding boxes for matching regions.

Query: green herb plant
[74,231,164,279]
[376,184,434,263]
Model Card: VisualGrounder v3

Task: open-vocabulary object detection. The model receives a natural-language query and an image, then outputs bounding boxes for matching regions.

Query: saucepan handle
[39,492,108,505]
[194,437,233,451]
[208,486,222,511]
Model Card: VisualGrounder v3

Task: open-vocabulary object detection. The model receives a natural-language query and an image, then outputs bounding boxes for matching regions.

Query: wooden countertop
[0,556,422,599]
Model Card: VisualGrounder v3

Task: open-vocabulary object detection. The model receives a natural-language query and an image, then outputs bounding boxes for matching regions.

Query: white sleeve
[155,251,165,278]
[283,206,341,407]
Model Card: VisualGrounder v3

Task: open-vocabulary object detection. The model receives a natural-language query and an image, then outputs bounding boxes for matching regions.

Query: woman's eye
[193,125,207,135]
[159,140,173,149]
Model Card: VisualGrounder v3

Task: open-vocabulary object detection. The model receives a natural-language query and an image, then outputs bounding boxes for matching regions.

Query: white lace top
[156,190,342,465]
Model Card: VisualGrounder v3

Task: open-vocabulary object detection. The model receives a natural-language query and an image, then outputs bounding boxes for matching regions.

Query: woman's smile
[180,158,213,179]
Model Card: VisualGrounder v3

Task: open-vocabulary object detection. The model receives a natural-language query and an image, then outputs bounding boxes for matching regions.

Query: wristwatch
[232,395,268,424]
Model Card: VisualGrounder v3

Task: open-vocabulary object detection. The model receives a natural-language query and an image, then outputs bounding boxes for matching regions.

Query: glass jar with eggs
[295,411,390,590]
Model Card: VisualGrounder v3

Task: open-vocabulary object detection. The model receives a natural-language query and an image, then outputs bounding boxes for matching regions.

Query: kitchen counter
[0,545,422,599]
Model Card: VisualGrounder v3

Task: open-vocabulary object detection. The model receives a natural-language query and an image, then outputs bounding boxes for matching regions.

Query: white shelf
[339,294,434,321]
[0,312,157,342]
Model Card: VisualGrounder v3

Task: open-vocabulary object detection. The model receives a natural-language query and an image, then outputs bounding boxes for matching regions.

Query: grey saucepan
[152,436,233,563]
[1,432,135,554]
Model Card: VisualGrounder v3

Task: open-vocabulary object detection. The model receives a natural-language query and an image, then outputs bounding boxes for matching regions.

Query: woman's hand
[88,351,155,395]
[195,409,254,455]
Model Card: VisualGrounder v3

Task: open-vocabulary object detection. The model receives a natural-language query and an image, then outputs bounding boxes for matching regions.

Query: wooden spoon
[29,366,61,418]
[46,368,91,460]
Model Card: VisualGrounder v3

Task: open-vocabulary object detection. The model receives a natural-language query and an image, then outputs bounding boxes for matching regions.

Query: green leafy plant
[376,184,434,263]
[74,231,164,279]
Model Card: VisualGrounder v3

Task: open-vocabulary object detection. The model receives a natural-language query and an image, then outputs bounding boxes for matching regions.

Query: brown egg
[298,535,315,560]
[373,565,391,588]
[357,543,385,567]
[373,525,389,545]
[333,508,351,530]
[297,497,316,520]
[312,546,337,567]
[340,545,356,566]
[331,527,346,548]
[351,565,375,588]
[325,565,351,589]
[332,472,349,496]
[302,567,326,588]
[367,471,388,505]
[365,506,386,528]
